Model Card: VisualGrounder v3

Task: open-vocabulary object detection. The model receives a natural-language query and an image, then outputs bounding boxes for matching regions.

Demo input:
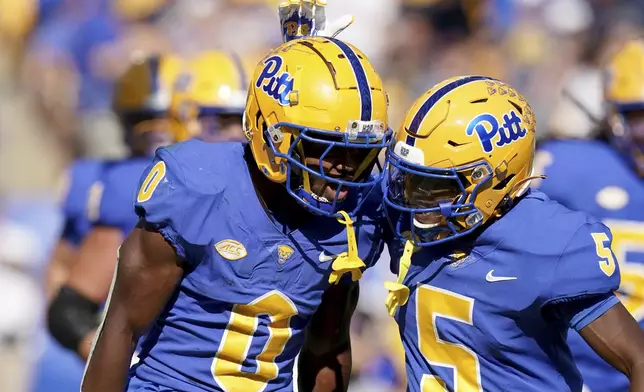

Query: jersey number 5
[417,285,482,392]
[211,290,298,392]
[603,220,644,320]
[591,232,616,277]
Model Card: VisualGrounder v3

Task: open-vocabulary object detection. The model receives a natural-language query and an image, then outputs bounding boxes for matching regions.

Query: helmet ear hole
[256,110,270,144]
[493,174,515,190]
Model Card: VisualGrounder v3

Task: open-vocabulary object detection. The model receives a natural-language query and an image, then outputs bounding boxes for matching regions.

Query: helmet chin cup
[294,186,346,216]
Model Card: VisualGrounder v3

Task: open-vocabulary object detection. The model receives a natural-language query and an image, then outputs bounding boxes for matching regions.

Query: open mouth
[311,192,332,203]
[413,211,444,229]
[312,183,349,203]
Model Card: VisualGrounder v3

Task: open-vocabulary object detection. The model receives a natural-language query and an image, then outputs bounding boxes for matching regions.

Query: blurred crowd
[0,0,643,391]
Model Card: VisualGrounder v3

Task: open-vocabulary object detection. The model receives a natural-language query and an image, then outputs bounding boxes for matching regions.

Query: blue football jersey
[92,157,152,234]
[536,139,644,392]
[127,140,386,392]
[60,159,104,246]
[390,191,620,392]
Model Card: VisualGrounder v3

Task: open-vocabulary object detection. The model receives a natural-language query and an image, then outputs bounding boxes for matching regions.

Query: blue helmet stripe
[327,38,372,121]
[147,55,161,95]
[407,76,493,135]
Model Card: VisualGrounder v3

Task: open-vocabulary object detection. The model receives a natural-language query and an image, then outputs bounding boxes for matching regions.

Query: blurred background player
[36,148,105,392]
[47,52,185,362]
[535,39,644,392]
[171,50,248,143]
[46,157,103,300]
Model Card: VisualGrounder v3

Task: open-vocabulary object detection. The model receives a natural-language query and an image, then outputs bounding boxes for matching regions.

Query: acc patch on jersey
[215,240,248,261]
[277,245,294,264]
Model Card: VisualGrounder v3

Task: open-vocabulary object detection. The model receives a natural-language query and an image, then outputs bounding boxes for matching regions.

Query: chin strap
[494,175,547,218]
[328,211,366,284]
[510,175,546,198]
[384,239,415,317]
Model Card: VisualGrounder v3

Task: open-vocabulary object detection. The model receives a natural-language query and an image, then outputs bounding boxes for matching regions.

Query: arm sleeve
[133,148,193,262]
[61,160,102,245]
[93,168,131,233]
[568,293,620,331]
[60,218,80,245]
[544,222,621,323]
[547,292,621,331]
[59,165,81,244]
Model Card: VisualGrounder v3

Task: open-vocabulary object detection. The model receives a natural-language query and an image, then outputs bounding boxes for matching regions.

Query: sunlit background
[0,0,642,391]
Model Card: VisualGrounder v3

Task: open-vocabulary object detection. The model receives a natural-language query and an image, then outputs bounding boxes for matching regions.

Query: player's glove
[279,0,354,43]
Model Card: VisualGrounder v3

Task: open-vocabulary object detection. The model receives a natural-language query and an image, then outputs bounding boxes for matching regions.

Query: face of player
[617,109,644,174]
[625,110,644,147]
[198,114,244,143]
[130,118,175,156]
[388,168,462,228]
[300,138,378,203]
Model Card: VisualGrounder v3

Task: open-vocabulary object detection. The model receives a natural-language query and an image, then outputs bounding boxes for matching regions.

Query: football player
[535,39,644,392]
[47,158,104,299]
[47,52,187,359]
[382,76,644,391]
[171,50,248,143]
[82,25,392,392]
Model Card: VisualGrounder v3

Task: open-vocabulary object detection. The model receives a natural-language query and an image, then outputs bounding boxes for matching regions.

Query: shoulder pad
[134,140,242,260]
[547,219,620,304]
[95,158,150,233]
[62,159,103,219]
[534,140,617,201]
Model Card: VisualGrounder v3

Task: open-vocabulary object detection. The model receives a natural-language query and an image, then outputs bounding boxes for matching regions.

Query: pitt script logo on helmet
[467,110,527,153]
[604,39,644,176]
[244,36,392,218]
[384,75,537,246]
[256,55,294,106]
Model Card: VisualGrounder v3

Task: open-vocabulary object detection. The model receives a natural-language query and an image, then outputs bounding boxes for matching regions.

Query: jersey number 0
[211,290,298,392]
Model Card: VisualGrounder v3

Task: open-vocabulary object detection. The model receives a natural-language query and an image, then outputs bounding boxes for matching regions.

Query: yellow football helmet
[112,0,167,21]
[171,50,247,142]
[604,39,644,175]
[384,76,536,246]
[113,53,185,155]
[244,36,392,217]
[0,0,37,40]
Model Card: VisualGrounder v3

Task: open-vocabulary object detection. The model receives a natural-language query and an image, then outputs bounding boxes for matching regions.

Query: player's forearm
[81,314,137,392]
[627,359,644,392]
[46,241,75,301]
[630,373,644,391]
[297,341,351,392]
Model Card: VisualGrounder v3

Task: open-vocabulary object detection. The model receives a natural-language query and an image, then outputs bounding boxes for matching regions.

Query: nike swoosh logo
[319,252,338,263]
[485,270,517,282]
